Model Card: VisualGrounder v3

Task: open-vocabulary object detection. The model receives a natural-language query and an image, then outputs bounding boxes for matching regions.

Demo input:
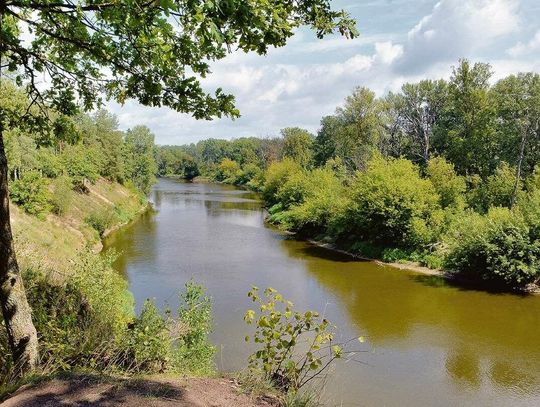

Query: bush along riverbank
[178,153,540,294]
[1,177,215,400]
[154,61,540,293]
[260,157,540,293]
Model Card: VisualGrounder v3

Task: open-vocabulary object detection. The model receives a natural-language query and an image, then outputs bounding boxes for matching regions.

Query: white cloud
[396,0,520,72]
[109,0,540,145]
[507,30,540,56]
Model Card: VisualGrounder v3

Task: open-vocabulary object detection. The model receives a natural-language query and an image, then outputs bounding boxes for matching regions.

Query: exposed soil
[2,375,275,407]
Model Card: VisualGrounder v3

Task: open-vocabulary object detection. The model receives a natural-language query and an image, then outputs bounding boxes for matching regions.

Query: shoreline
[305,239,540,295]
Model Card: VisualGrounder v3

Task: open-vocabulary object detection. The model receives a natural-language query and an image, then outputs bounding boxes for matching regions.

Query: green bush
[85,210,117,236]
[262,159,303,205]
[50,175,73,215]
[10,171,51,218]
[20,251,133,373]
[61,144,99,190]
[280,167,346,233]
[244,287,344,393]
[1,253,215,384]
[336,156,440,247]
[426,157,466,209]
[36,148,64,178]
[468,162,518,212]
[215,158,241,183]
[119,300,172,373]
[173,282,215,375]
[444,207,540,287]
[236,163,262,186]
[275,170,310,209]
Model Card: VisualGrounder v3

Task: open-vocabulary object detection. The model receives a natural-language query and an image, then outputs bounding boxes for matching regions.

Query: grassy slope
[11,178,146,278]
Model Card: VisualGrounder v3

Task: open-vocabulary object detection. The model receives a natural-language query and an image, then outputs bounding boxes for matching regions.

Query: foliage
[263,159,303,205]
[1,253,215,382]
[468,162,518,212]
[281,128,315,168]
[2,1,356,125]
[426,157,466,209]
[49,175,73,215]
[85,210,117,237]
[278,168,346,233]
[61,144,100,190]
[123,126,158,195]
[444,208,540,287]
[9,171,51,218]
[215,158,241,183]
[336,156,440,247]
[244,287,344,393]
[173,282,215,375]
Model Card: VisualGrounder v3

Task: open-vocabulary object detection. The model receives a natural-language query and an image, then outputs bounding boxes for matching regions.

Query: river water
[103,178,540,407]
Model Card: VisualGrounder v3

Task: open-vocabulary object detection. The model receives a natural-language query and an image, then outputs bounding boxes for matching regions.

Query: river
[103,178,540,407]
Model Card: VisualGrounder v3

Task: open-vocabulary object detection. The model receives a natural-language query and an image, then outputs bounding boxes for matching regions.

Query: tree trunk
[510,123,528,208]
[0,130,38,375]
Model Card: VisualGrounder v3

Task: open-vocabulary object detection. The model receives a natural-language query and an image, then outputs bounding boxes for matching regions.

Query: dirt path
[2,376,274,407]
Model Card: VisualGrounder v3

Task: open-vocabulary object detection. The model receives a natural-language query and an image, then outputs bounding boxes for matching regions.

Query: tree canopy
[1,0,357,123]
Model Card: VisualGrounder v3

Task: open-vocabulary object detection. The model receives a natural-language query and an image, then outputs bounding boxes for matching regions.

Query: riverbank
[11,177,148,277]
[306,238,540,295]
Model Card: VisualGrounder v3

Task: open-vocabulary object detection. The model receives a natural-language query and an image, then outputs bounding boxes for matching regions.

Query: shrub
[50,175,73,215]
[21,251,133,372]
[119,300,172,373]
[36,148,64,178]
[244,287,345,393]
[215,158,241,183]
[468,162,518,212]
[85,210,117,236]
[275,170,310,209]
[444,207,540,287]
[263,159,303,205]
[280,167,346,233]
[2,253,215,383]
[426,157,466,209]
[10,170,51,218]
[172,282,215,375]
[236,163,262,186]
[336,156,440,247]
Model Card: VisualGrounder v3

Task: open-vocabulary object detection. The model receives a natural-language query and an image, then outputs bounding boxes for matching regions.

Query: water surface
[104,179,540,407]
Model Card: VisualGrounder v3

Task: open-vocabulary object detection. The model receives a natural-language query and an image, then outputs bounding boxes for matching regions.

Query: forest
[157,59,540,290]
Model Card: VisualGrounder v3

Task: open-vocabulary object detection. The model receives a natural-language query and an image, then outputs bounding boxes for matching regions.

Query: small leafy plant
[244,287,357,393]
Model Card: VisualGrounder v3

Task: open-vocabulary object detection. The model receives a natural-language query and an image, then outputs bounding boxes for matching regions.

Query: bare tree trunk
[0,130,38,375]
[511,124,528,209]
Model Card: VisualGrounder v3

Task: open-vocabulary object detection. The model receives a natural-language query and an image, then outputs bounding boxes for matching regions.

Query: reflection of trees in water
[103,210,157,277]
[445,350,482,389]
[279,238,540,395]
[203,198,261,215]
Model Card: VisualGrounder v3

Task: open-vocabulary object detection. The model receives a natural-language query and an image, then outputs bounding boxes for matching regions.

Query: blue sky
[108,0,540,145]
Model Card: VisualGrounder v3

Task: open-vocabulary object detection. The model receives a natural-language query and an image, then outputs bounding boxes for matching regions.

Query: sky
[107,0,540,146]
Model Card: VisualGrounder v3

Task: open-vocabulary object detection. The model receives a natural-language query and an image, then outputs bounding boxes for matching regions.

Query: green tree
[0,0,356,372]
[394,80,448,165]
[434,60,497,176]
[313,115,340,166]
[491,73,540,207]
[334,87,385,171]
[123,126,157,194]
[281,127,314,168]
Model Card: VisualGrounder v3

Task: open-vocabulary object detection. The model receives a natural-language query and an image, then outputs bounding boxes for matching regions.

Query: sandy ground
[2,376,275,407]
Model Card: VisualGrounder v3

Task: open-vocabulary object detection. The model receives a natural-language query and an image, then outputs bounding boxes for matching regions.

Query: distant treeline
[158,60,540,290]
